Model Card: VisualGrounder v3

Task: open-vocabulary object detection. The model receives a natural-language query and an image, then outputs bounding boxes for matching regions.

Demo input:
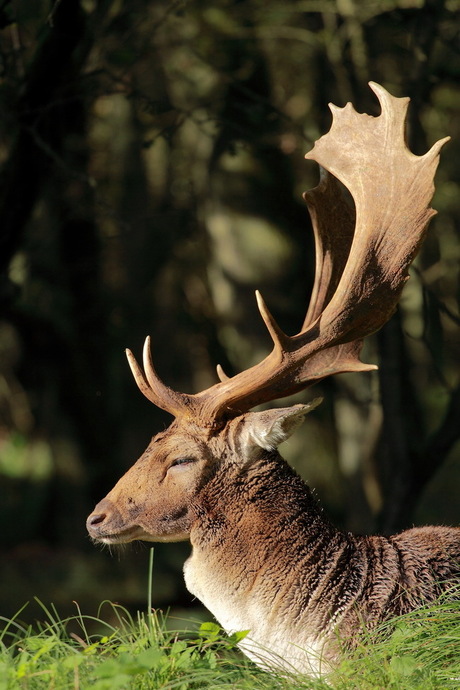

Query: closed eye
[169,457,197,468]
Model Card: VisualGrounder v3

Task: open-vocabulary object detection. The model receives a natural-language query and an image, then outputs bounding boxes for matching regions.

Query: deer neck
[183,454,345,673]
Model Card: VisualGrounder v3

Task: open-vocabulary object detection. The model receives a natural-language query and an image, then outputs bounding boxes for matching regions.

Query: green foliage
[0,600,251,689]
[332,587,460,690]
[0,586,459,689]
[0,0,460,637]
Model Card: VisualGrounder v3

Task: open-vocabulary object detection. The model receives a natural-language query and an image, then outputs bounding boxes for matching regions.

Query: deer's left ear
[240,399,322,460]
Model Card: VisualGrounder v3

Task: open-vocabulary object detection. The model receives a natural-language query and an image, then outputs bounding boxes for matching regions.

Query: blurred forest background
[0,0,459,627]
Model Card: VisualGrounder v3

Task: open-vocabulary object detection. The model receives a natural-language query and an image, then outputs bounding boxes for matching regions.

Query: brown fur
[87,408,460,674]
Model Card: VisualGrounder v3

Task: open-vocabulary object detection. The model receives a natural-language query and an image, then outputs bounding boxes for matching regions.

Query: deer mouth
[90,525,190,545]
[89,524,147,544]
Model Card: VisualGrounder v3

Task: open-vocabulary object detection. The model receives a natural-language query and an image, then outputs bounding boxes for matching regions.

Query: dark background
[0,0,459,628]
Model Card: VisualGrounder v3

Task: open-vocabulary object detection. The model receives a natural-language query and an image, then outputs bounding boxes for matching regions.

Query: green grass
[1,551,459,689]
[0,599,259,689]
[333,586,460,690]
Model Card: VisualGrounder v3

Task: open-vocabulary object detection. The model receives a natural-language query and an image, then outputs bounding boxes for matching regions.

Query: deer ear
[242,399,322,459]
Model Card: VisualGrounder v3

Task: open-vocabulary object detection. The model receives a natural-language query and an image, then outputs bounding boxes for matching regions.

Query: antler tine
[214,294,288,388]
[125,347,156,404]
[142,336,164,391]
[126,337,190,417]
[255,290,290,356]
[216,364,229,382]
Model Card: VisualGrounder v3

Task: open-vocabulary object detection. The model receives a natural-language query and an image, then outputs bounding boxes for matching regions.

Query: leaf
[136,647,164,669]
[389,655,418,677]
[198,622,221,641]
[228,629,250,645]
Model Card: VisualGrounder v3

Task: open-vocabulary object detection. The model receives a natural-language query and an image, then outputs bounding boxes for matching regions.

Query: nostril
[88,512,106,527]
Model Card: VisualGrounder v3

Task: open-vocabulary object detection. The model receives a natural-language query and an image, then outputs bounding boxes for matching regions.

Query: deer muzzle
[86,498,143,544]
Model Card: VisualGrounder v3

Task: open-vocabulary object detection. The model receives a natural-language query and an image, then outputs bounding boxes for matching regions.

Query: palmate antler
[127,82,449,427]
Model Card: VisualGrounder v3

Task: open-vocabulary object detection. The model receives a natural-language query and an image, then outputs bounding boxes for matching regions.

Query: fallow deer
[87,83,460,676]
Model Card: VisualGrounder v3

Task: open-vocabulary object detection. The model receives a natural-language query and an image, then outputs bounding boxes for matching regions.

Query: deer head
[87,82,448,547]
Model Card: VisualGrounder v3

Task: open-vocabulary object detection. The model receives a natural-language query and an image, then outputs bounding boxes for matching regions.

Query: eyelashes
[169,457,197,469]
